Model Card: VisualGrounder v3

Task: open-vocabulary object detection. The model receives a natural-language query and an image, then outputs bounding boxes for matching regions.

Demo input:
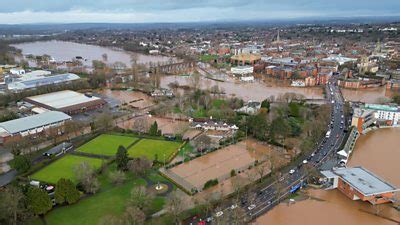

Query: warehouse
[25,90,106,115]
[0,111,71,144]
[7,73,81,92]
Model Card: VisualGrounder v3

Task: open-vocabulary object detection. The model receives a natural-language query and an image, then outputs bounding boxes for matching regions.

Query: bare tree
[127,157,152,176]
[127,185,154,211]
[123,206,145,225]
[74,162,100,194]
[132,117,149,134]
[166,191,185,225]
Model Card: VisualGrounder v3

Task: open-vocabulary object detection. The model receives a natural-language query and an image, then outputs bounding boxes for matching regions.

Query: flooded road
[160,76,324,101]
[341,87,393,104]
[254,128,400,225]
[12,40,175,67]
[254,189,400,225]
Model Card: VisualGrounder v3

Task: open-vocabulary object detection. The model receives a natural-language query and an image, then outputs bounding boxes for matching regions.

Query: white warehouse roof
[0,111,71,135]
[26,90,102,110]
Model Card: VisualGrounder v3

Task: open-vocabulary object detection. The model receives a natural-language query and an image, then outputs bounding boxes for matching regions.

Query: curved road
[189,76,348,225]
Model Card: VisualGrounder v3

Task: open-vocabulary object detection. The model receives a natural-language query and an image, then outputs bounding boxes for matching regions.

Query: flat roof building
[25,90,106,115]
[0,111,71,144]
[7,73,80,92]
[322,167,399,205]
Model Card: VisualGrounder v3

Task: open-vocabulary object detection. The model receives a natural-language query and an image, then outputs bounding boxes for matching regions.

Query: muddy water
[254,189,400,225]
[98,89,154,109]
[170,139,274,189]
[117,115,189,135]
[341,87,394,104]
[160,76,323,102]
[348,128,400,187]
[12,40,175,67]
[255,128,400,225]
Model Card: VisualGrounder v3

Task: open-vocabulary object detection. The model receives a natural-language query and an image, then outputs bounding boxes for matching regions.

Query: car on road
[215,211,223,217]
[311,152,315,157]
[289,169,295,174]
[303,160,308,164]
[230,204,238,210]
[279,176,285,182]
[248,204,256,210]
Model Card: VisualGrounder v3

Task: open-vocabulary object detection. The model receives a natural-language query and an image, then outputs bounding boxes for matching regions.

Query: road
[188,76,348,225]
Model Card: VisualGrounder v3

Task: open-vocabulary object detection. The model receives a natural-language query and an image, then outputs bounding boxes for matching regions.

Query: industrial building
[0,111,72,144]
[7,71,81,92]
[25,90,106,115]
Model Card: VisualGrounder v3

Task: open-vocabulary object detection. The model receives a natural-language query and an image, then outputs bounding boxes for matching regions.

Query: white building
[231,65,253,75]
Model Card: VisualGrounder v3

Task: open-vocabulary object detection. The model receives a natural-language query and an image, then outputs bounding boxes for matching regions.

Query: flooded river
[160,76,324,101]
[341,87,393,104]
[11,40,175,67]
[254,189,400,225]
[348,128,400,187]
[255,128,400,225]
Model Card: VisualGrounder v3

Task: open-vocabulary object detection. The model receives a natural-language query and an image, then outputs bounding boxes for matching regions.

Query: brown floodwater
[348,128,400,187]
[160,76,323,102]
[117,115,188,135]
[98,89,154,109]
[11,40,176,67]
[254,189,400,225]
[169,139,274,189]
[255,128,400,225]
[341,87,394,104]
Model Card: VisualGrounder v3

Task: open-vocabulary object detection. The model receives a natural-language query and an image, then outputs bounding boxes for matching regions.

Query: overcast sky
[1,0,399,24]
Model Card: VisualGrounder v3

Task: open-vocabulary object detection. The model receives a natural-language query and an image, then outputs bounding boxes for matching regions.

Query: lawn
[41,177,147,225]
[77,134,138,156]
[127,139,181,161]
[30,165,169,225]
[31,155,104,184]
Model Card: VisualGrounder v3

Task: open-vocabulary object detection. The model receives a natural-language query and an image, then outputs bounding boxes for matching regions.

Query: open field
[127,138,181,161]
[77,134,138,156]
[29,163,172,225]
[164,139,275,191]
[31,155,104,184]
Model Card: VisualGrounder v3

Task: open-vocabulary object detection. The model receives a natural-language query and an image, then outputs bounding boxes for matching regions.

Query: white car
[206,217,213,222]
[248,204,256,210]
[215,211,223,217]
[230,204,238,210]
[311,153,315,157]
[289,169,295,174]
[303,160,308,164]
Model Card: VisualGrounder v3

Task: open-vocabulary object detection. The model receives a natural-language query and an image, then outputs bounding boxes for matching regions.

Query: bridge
[150,61,197,74]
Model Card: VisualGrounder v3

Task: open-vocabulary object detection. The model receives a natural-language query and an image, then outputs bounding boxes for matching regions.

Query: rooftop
[8,73,80,91]
[327,167,398,196]
[0,111,71,134]
[26,90,102,109]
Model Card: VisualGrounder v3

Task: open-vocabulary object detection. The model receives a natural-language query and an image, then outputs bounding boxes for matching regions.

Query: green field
[31,155,104,184]
[127,139,181,161]
[29,165,170,225]
[77,134,138,156]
